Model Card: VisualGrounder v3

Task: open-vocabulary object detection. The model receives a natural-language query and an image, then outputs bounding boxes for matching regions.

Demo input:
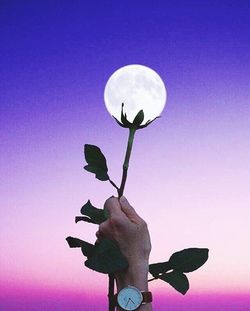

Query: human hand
[96,196,152,294]
[96,195,151,265]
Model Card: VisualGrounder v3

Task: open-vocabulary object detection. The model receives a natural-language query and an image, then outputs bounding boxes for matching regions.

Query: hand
[96,196,152,294]
[96,196,151,266]
[97,196,152,310]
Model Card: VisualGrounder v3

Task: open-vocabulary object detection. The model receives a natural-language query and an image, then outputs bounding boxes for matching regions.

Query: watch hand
[130,298,135,305]
[125,299,130,308]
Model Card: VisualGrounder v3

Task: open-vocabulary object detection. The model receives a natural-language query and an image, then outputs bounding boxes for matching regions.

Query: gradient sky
[1,1,250,310]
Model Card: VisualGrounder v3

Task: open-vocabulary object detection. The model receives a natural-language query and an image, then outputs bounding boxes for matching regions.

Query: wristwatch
[116,285,152,310]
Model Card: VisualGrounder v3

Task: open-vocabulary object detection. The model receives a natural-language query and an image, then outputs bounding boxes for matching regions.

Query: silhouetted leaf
[138,116,160,129]
[120,103,131,127]
[133,109,144,126]
[84,144,109,181]
[66,236,84,248]
[79,200,108,224]
[149,248,209,276]
[113,116,127,128]
[169,248,209,273]
[149,261,172,277]
[159,271,189,295]
[85,239,128,274]
[66,236,94,257]
[75,216,94,223]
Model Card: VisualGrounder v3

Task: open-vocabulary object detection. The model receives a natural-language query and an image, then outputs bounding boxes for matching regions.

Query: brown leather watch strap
[114,291,153,305]
[142,291,153,303]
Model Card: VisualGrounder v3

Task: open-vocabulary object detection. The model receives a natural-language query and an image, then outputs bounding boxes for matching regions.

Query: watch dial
[117,286,143,310]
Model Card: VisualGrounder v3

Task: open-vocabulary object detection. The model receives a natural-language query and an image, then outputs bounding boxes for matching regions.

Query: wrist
[115,260,149,292]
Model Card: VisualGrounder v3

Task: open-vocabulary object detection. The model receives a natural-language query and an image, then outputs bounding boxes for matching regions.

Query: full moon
[104,64,167,125]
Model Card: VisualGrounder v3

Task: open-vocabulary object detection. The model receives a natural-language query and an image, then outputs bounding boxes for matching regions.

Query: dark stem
[108,273,115,311]
[109,178,119,191]
[118,127,136,198]
[108,127,137,310]
[148,277,156,282]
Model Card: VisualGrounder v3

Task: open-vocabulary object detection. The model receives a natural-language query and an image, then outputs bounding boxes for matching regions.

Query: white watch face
[117,286,143,310]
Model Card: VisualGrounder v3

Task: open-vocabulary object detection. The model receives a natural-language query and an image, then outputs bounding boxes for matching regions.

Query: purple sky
[1,1,250,310]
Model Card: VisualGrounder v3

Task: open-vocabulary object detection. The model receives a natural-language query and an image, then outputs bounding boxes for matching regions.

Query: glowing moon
[104,64,167,125]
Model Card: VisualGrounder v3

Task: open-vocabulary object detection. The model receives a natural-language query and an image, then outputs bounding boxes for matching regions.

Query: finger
[96,230,101,239]
[104,196,122,217]
[95,230,103,243]
[98,221,114,240]
[119,196,141,222]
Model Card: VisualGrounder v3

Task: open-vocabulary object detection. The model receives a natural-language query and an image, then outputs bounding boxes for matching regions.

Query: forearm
[115,261,153,311]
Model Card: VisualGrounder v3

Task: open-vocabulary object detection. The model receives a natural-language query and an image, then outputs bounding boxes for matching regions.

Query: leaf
[78,200,108,224]
[120,103,131,127]
[75,216,94,224]
[159,271,189,295]
[66,237,128,274]
[168,248,209,273]
[84,144,109,181]
[149,261,172,277]
[66,236,94,257]
[149,248,209,276]
[133,109,144,126]
[66,236,85,248]
[138,116,160,129]
[113,116,127,128]
[85,239,128,274]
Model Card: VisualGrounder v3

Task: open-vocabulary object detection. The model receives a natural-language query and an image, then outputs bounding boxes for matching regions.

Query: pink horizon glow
[1,282,249,311]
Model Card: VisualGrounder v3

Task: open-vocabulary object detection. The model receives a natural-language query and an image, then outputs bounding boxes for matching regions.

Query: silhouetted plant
[66,105,209,310]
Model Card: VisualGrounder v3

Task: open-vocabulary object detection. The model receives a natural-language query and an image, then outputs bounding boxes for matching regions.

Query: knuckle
[110,215,122,228]
[99,223,107,234]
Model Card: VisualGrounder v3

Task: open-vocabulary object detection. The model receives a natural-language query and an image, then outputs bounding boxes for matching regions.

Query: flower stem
[118,127,136,198]
[108,273,115,311]
[108,127,137,311]
[108,178,119,191]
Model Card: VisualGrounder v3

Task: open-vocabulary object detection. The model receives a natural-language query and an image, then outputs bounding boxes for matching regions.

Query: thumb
[119,196,140,221]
